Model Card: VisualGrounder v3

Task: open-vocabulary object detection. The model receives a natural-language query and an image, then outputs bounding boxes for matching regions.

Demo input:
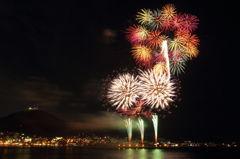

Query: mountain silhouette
[0,110,72,137]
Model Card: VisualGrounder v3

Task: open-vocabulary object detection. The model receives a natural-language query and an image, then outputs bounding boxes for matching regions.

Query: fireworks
[185,44,199,58]
[136,9,154,25]
[131,45,153,66]
[169,37,186,52]
[181,14,199,32]
[103,3,200,145]
[126,25,148,44]
[124,118,133,143]
[107,73,140,110]
[153,62,167,73]
[125,3,200,75]
[172,14,184,30]
[160,40,170,78]
[150,9,162,29]
[152,114,158,144]
[146,31,164,49]
[138,69,175,110]
[169,51,188,75]
[161,4,176,20]
[137,117,144,144]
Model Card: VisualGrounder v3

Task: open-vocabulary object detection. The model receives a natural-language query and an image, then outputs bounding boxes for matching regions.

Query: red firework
[117,100,153,118]
[117,100,145,117]
[186,34,200,47]
[172,14,185,30]
[175,29,200,47]
[175,29,191,38]
[126,25,148,45]
[146,30,164,49]
[160,17,173,30]
[181,14,199,32]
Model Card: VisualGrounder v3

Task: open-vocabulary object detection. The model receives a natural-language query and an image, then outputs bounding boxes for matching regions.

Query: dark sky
[0,0,238,141]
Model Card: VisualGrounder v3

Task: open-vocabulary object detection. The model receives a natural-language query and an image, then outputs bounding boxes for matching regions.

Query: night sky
[0,0,238,141]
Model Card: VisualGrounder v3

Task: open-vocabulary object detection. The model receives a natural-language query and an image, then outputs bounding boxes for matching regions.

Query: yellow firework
[185,44,199,58]
[136,9,154,25]
[135,26,149,40]
[131,46,152,66]
[153,62,167,73]
[161,4,176,19]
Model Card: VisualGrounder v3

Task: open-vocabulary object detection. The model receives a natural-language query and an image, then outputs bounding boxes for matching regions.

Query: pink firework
[172,14,185,30]
[126,25,148,45]
[181,14,199,32]
[155,52,166,63]
[169,50,185,61]
[160,17,173,30]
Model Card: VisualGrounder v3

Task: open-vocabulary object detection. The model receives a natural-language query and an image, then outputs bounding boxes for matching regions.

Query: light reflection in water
[0,147,195,159]
[126,149,163,159]
[16,148,30,159]
[126,149,134,159]
[138,149,147,159]
[152,149,164,159]
[125,148,191,159]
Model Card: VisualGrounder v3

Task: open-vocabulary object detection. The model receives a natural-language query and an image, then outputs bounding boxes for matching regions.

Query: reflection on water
[126,149,163,159]
[152,149,164,159]
[0,147,238,159]
[1,148,31,159]
[125,149,189,159]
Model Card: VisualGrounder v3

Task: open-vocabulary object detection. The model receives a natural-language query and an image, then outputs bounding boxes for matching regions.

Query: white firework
[138,69,175,109]
[107,73,140,110]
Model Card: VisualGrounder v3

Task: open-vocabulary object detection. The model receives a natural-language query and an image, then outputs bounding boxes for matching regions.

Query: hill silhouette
[0,110,72,137]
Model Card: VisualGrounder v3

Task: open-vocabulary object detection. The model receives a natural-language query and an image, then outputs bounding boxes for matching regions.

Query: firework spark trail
[124,118,133,143]
[160,40,170,79]
[107,73,140,110]
[137,117,144,144]
[152,114,158,144]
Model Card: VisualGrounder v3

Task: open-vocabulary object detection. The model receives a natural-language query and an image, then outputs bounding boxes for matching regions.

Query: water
[0,147,239,159]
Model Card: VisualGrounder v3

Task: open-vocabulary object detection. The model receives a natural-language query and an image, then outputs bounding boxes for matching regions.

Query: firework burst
[150,9,162,29]
[172,14,184,30]
[181,14,199,32]
[175,29,191,39]
[126,4,200,75]
[107,73,140,110]
[175,30,199,46]
[184,44,199,58]
[138,69,175,110]
[169,51,188,75]
[153,62,167,73]
[146,30,164,49]
[185,34,200,47]
[169,37,186,52]
[131,45,153,66]
[126,25,149,44]
[161,4,176,20]
[136,9,154,25]
[160,17,173,30]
